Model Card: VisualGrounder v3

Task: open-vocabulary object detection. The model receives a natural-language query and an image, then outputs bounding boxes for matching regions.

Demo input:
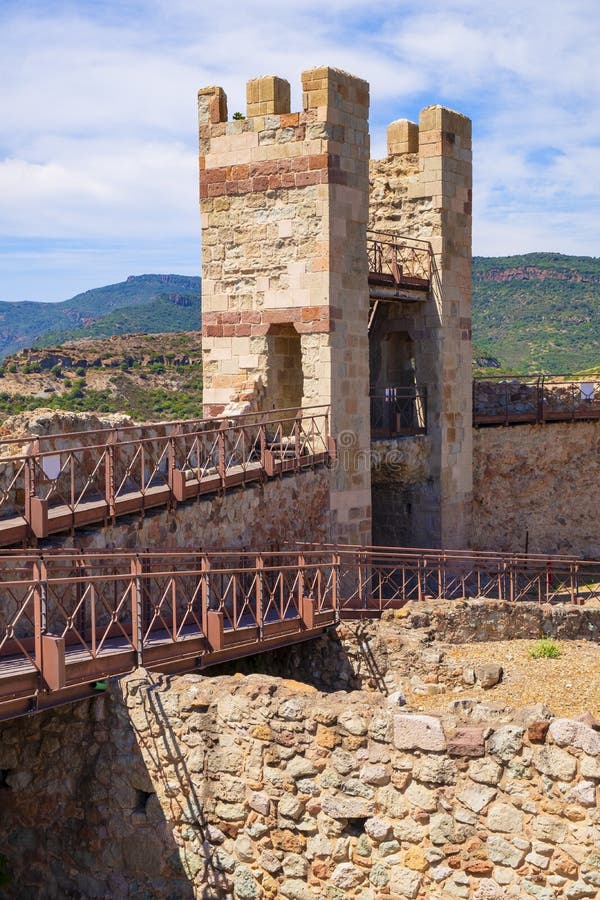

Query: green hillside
[473,253,600,374]
[0,274,201,359]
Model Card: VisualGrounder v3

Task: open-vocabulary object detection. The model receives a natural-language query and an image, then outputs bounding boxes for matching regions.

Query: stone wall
[48,467,331,553]
[1,669,598,899]
[473,421,600,557]
[370,436,436,548]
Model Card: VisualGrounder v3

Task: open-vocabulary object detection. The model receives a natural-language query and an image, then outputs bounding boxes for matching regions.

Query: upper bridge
[0,406,333,548]
[367,230,431,303]
[0,543,597,722]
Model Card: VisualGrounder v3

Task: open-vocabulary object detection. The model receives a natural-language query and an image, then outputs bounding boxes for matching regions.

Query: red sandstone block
[250,325,270,336]
[447,727,485,757]
[280,113,300,128]
[301,307,320,322]
[234,324,252,336]
[225,181,240,195]
[207,182,227,197]
[199,156,206,171]
[291,157,309,172]
[221,311,241,324]
[268,174,282,190]
[199,184,208,199]
[222,324,235,336]
[253,160,281,177]
[241,310,262,324]
[252,176,269,192]
[238,178,253,194]
[281,172,296,188]
[203,325,223,337]
[309,153,328,170]
[264,308,301,324]
[231,164,249,180]
[527,721,549,743]
[204,168,227,184]
[295,171,321,187]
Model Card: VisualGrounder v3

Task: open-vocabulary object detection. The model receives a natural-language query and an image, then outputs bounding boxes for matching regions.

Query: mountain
[0,274,201,359]
[473,253,600,374]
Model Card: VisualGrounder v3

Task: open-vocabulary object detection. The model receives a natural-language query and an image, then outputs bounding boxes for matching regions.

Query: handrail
[473,377,600,426]
[0,543,596,719]
[0,406,332,544]
[366,229,432,284]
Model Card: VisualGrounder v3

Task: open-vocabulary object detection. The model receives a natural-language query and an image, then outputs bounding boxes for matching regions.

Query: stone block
[393,715,446,752]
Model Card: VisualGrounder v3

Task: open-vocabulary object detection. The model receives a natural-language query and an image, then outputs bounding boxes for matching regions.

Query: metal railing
[367,230,432,287]
[370,386,427,437]
[0,407,332,545]
[0,544,597,720]
[473,375,600,426]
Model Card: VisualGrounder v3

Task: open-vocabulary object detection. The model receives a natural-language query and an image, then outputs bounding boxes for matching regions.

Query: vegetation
[0,274,200,360]
[473,253,600,374]
[529,638,562,659]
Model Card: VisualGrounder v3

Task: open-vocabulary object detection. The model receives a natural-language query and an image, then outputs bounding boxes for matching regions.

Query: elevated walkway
[0,544,597,721]
[0,406,333,548]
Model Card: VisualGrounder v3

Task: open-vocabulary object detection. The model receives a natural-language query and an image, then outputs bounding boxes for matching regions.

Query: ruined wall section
[200,68,372,544]
[2,673,598,899]
[370,111,472,549]
[473,421,600,557]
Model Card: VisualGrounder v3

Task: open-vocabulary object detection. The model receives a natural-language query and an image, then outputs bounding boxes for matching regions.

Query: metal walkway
[0,406,333,548]
[0,544,597,721]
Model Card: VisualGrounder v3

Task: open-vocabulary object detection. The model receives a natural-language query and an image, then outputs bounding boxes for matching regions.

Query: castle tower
[370,107,473,548]
[198,68,372,545]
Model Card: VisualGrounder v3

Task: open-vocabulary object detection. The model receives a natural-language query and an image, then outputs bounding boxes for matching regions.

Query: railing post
[32,558,47,674]
[131,556,143,668]
[256,554,264,640]
[218,422,227,489]
[294,410,302,470]
[24,439,39,525]
[200,554,211,638]
[105,431,117,519]
[333,552,341,624]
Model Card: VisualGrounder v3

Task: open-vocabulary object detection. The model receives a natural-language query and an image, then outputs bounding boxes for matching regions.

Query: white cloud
[0,0,598,299]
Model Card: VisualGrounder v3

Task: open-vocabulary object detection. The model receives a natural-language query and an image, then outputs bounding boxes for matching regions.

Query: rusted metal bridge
[0,544,597,721]
[367,230,431,302]
[0,406,332,548]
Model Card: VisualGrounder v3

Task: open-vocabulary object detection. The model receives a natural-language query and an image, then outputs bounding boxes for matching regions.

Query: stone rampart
[1,670,598,899]
[473,421,600,557]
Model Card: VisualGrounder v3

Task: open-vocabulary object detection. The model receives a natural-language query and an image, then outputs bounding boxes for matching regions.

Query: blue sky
[0,0,598,301]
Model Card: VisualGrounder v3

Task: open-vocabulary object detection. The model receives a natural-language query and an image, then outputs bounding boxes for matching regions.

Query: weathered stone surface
[534,745,578,781]
[389,866,421,898]
[331,862,364,888]
[457,785,497,813]
[414,755,457,785]
[393,715,446,751]
[474,663,503,689]
[487,802,523,833]
[487,836,526,868]
[448,727,486,758]
[468,757,504,785]
[486,726,525,761]
[549,719,600,755]
[321,794,375,821]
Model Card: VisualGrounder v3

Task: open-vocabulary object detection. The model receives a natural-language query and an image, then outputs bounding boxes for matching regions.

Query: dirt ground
[409,638,600,719]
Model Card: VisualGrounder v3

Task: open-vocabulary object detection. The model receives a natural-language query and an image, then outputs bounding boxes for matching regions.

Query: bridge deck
[0,545,597,721]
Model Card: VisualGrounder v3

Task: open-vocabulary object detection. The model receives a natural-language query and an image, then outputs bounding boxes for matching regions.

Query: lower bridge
[0,544,598,722]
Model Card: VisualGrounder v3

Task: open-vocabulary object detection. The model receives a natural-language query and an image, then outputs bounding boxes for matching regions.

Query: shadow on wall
[0,693,194,899]
[206,623,391,695]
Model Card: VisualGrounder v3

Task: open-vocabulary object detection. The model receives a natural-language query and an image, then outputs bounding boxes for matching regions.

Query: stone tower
[198,67,372,545]
[369,107,473,548]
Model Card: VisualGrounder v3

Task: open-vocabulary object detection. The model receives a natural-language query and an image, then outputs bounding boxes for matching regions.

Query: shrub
[75,366,86,377]
[51,364,62,378]
[529,638,562,659]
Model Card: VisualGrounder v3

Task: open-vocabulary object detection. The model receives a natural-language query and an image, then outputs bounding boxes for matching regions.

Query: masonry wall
[1,669,598,899]
[49,467,331,554]
[473,421,600,557]
[369,110,473,550]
